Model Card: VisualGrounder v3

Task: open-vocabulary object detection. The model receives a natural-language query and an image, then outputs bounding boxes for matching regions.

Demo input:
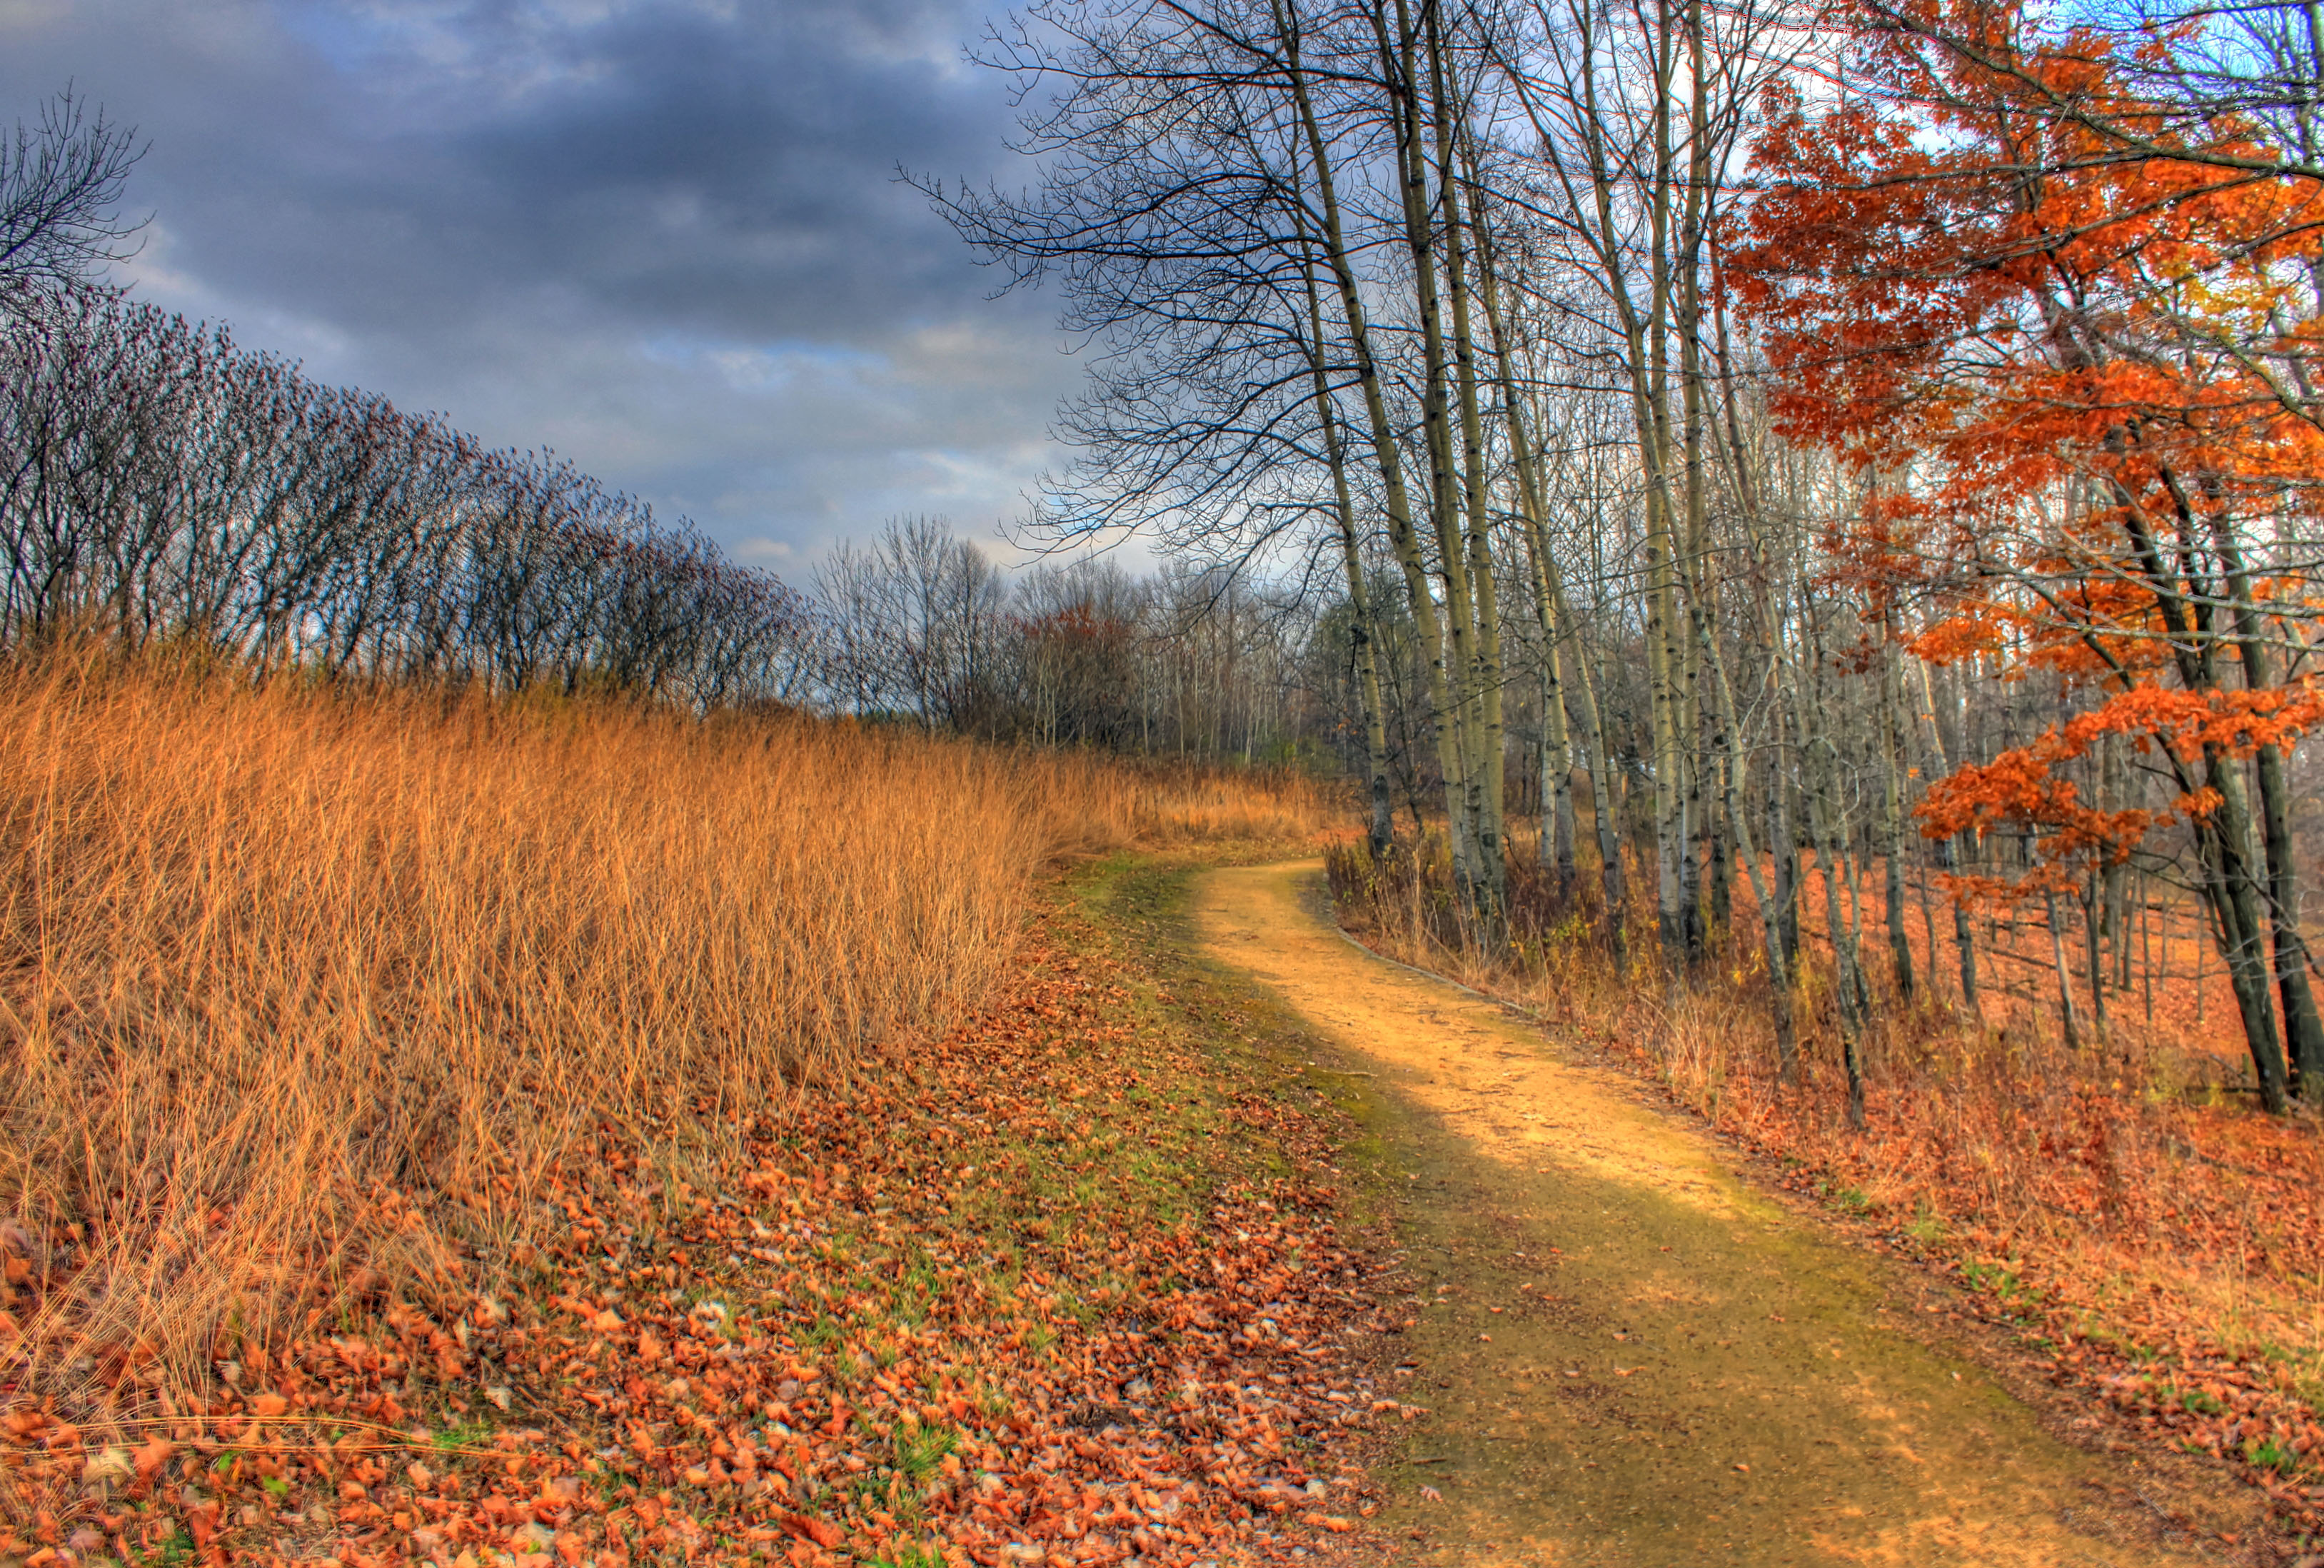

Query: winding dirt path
[1193,860,2258,1567]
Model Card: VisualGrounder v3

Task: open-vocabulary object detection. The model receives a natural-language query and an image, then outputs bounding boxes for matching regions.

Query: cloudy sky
[0,0,1077,571]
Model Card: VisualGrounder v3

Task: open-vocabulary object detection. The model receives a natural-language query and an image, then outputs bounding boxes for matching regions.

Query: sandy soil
[1192,859,2270,1567]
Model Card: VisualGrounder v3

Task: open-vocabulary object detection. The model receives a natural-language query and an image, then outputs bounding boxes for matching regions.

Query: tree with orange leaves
[1735,0,2324,1107]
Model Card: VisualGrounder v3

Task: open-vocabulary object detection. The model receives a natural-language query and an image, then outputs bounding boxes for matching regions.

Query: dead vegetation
[1329,833,2324,1544]
[0,652,1339,1439]
[3,867,1399,1566]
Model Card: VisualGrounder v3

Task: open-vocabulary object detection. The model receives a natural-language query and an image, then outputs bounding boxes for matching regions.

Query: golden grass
[0,655,1336,1410]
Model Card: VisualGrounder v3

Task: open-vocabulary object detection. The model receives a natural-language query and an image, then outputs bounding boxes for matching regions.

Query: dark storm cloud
[0,0,1073,561]
[188,1,1017,338]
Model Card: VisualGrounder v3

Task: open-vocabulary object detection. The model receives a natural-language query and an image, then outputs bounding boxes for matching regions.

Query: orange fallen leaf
[780,1512,845,1549]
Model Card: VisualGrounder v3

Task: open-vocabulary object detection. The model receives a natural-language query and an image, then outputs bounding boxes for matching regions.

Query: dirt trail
[1193,860,2260,1567]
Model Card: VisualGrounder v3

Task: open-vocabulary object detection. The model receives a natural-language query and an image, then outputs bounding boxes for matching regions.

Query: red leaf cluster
[1916,683,2324,878]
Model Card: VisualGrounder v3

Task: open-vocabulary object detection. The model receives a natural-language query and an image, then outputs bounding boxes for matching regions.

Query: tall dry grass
[0,654,1335,1409]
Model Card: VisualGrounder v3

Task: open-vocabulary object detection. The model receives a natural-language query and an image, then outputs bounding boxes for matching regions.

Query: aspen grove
[927,0,2324,1118]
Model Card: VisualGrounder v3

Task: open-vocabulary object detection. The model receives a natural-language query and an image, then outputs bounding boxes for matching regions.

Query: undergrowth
[0,650,1340,1442]
[3,862,1407,1564]
[1329,830,2324,1543]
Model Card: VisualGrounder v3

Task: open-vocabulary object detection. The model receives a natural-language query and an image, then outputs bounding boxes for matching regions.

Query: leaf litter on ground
[1,868,1417,1568]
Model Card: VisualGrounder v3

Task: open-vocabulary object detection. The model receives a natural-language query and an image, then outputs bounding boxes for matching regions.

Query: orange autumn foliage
[1917,683,2324,885]
[1736,0,2324,898]
[1739,0,2324,521]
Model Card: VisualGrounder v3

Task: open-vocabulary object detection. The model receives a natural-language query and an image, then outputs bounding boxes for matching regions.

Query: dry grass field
[0,653,1337,1424]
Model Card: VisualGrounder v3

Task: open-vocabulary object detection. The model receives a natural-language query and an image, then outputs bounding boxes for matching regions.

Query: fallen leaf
[780,1512,845,1549]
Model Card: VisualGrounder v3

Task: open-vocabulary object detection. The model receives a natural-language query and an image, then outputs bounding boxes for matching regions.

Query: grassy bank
[0,655,1339,1499]
[6,853,1409,1564]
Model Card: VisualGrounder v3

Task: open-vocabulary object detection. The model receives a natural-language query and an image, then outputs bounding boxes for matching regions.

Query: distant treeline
[0,293,813,705]
[813,516,1340,760]
[0,89,1344,757]
[0,293,1350,763]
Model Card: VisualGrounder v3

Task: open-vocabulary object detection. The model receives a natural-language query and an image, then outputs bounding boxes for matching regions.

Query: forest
[922,0,2324,1120]
[7,0,2324,1559]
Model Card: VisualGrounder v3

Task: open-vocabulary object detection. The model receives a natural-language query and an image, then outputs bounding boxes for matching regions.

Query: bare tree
[0,89,145,313]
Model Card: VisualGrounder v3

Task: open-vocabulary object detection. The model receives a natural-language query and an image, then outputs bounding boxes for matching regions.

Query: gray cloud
[0,0,1073,562]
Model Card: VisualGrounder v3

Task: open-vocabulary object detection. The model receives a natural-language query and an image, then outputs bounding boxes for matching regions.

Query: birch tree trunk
[1695,572,1799,1077]
[2207,506,2324,1095]
[1298,251,1396,862]
[1433,59,1509,921]
[1879,633,1916,1003]
[1467,175,1622,941]
[1275,0,1471,889]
